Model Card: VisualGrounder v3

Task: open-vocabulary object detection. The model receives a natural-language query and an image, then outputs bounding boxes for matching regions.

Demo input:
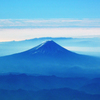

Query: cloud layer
[0,19,100,28]
[0,19,100,42]
[0,28,100,42]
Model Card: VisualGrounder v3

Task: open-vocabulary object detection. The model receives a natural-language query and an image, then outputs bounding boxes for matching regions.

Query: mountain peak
[27,40,67,55]
[40,40,59,47]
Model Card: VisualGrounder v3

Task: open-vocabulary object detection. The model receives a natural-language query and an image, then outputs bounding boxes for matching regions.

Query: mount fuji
[0,40,100,77]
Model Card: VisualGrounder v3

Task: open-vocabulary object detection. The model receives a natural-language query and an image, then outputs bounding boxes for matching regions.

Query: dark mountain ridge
[0,74,89,91]
[0,88,100,100]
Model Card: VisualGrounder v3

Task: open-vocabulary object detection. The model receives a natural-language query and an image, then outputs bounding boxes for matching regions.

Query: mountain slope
[0,40,100,77]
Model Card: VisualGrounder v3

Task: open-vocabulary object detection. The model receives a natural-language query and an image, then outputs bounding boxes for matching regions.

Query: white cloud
[65,47,100,52]
[0,28,100,42]
[0,19,100,28]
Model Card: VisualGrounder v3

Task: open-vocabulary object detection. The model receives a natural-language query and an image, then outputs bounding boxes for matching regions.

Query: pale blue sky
[0,0,100,19]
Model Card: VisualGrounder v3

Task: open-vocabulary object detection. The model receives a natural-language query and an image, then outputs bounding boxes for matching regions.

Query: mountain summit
[23,40,74,55]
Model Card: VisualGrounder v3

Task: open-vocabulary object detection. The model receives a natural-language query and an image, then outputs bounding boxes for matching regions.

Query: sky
[0,0,100,41]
